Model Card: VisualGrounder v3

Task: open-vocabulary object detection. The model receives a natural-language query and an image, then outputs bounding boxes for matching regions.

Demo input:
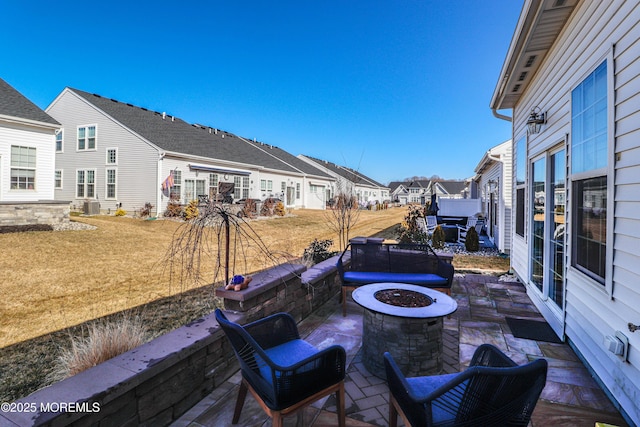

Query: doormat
[506,317,562,344]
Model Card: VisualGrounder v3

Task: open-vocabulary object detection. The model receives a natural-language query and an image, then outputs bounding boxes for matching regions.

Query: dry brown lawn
[0,207,406,348]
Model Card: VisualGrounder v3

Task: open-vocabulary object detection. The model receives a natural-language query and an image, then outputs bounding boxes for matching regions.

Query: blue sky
[1,1,521,185]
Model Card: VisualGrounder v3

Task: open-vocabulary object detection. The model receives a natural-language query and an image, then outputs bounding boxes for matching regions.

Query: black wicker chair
[384,344,548,427]
[215,309,346,427]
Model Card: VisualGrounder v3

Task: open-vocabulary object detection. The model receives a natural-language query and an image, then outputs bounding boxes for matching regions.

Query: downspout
[157,152,165,217]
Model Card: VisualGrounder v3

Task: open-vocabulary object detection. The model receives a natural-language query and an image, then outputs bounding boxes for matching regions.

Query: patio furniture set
[215,240,548,426]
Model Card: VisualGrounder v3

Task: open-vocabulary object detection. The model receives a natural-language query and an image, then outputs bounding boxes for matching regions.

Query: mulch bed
[0,224,53,234]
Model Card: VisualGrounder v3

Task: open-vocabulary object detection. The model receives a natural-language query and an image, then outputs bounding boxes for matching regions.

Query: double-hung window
[10,145,36,190]
[106,168,117,199]
[570,60,609,284]
[55,170,63,189]
[77,169,96,198]
[55,130,63,152]
[77,125,96,150]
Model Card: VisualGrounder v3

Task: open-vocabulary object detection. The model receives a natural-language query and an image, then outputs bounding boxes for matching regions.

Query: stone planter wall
[0,201,70,226]
[0,257,342,427]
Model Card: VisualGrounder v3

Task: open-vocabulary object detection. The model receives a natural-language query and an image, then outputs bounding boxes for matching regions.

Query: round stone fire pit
[352,283,457,378]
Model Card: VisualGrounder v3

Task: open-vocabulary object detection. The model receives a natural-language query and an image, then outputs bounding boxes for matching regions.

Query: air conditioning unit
[83,201,100,215]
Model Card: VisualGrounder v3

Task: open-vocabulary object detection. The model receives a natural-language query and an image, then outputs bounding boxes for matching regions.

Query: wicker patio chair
[384,344,548,427]
[215,309,346,427]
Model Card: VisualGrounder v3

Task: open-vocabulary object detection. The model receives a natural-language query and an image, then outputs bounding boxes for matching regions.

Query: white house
[473,140,512,254]
[0,78,60,201]
[491,0,639,424]
[298,155,390,205]
[46,88,334,215]
[0,78,69,226]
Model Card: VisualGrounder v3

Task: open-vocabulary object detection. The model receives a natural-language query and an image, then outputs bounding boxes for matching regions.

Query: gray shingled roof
[69,88,303,174]
[241,139,333,179]
[303,156,387,188]
[0,78,59,125]
[438,180,468,195]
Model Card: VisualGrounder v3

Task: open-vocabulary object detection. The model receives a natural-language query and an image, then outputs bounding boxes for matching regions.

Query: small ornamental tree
[398,205,428,244]
[465,226,480,252]
[431,225,446,249]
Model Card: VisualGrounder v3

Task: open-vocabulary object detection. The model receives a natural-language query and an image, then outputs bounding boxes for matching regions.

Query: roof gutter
[492,108,512,122]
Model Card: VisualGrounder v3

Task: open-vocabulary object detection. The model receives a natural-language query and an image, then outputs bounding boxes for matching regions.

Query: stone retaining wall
[0,201,70,226]
[0,257,342,427]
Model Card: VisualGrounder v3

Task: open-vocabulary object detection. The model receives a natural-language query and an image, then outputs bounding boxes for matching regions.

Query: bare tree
[325,180,361,251]
[162,202,289,293]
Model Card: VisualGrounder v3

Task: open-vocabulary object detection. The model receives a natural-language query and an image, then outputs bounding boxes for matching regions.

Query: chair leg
[336,382,345,427]
[232,379,249,424]
[389,395,398,427]
[272,411,284,427]
[342,287,347,317]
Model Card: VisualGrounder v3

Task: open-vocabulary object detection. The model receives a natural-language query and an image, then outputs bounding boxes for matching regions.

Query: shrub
[183,200,199,220]
[139,202,153,218]
[431,225,446,249]
[302,239,337,265]
[241,199,257,219]
[115,208,127,217]
[465,226,480,252]
[261,198,275,216]
[398,205,428,244]
[274,201,286,217]
[53,315,148,379]
[164,201,183,218]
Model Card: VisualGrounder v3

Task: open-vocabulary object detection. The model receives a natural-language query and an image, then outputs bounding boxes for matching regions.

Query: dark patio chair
[215,309,346,427]
[384,344,548,427]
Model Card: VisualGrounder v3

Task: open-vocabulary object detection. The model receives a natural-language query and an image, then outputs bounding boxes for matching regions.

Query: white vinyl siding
[508,1,640,423]
[47,89,159,211]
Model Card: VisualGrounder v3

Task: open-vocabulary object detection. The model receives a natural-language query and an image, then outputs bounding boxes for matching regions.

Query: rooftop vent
[162,112,166,120]
[512,84,521,93]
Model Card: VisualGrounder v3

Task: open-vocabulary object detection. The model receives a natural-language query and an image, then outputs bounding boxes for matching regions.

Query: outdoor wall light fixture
[527,107,547,135]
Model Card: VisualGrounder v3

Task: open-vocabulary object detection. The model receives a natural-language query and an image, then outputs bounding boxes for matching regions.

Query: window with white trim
[515,136,526,237]
[77,125,96,150]
[106,168,116,199]
[260,179,266,191]
[570,60,608,284]
[106,148,117,164]
[10,145,36,190]
[76,169,96,198]
[169,170,181,201]
[55,130,63,152]
[55,170,63,189]
[209,173,218,198]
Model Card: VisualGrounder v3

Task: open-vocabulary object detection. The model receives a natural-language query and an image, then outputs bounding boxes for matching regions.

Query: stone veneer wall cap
[1,311,225,427]
[215,263,306,302]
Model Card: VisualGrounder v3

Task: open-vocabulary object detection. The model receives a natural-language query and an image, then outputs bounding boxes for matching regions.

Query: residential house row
[388,179,470,205]
[44,88,389,216]
[298,155,389,206]
[491,0,639,424]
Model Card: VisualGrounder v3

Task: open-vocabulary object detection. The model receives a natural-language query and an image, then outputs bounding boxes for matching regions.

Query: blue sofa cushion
[342,271,448,286]
[257,339,319,382]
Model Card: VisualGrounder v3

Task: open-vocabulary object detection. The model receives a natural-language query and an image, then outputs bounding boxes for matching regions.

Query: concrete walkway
[173,274,629,427]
